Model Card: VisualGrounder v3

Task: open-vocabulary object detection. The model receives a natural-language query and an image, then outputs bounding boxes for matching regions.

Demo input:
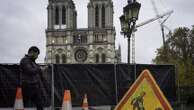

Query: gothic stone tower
[45,0,119,64]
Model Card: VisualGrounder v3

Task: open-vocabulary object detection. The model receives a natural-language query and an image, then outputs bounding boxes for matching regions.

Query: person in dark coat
[20,46,43,110]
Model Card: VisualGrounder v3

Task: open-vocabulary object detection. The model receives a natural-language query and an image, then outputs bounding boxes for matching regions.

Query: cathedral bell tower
[47,0,77,30]
[88,0,114,28]
[45,0,77,63]
[87,0,116,63]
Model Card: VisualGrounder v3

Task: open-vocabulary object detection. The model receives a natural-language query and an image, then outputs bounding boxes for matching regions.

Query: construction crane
[150,0,173,62]
[150,0,173,48]
[131,10,173,63]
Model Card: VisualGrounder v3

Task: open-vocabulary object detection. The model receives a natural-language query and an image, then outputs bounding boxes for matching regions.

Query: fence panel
[0,64,179,109]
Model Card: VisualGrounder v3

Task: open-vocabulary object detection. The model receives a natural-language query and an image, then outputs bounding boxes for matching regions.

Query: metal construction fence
[0,63,182,109]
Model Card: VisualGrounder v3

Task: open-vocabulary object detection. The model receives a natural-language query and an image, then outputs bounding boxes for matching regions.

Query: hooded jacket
[20,55,41,85]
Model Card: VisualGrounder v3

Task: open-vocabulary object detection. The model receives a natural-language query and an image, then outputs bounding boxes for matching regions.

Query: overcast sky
[0,0,194,64]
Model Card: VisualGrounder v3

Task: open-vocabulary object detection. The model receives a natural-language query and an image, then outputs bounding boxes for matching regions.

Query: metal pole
[132,32,135,64]
[127,21,136,64]
[114,64,118,104]
[134,63,137,80]
[176,64,181,110]
[161,25,166,49]
[51,42,55,110]
[51,40,55,64]
[51,64,54,110]
[128,36,131,64]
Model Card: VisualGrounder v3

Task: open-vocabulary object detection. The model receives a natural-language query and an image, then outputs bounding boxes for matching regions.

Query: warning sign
[114,69,173,110]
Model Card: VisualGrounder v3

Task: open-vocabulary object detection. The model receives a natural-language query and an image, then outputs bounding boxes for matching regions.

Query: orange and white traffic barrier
[62,90,72,110]
[82,94,88,110]
[14,87,24,110]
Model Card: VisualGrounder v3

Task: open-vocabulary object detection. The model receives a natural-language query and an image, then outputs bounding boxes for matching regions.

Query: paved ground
[0,108,50,110]
[0,106,111,110]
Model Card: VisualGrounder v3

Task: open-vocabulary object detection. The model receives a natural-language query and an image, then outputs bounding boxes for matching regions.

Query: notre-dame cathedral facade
[45,0,121,64]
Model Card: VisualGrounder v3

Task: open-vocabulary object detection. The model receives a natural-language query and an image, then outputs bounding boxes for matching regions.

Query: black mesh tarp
[0,64,176,107]
[54,64,116,107]
[0,64,19,107]
[115,64,135,102]
[0,64,51,107]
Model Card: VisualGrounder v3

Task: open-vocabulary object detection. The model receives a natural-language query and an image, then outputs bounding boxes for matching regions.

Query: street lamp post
[51,39,55,110]
[120,0,141,63]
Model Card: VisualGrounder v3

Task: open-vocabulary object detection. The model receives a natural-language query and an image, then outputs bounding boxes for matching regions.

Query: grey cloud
[0,0,47,63]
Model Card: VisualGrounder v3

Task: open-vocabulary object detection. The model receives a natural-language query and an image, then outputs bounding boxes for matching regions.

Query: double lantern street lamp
[120,0,141,64]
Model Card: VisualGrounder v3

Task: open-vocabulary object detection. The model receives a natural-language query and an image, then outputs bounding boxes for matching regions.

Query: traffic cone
[82,94,88,110]
[14,87,24,110]
[62,90,72,110]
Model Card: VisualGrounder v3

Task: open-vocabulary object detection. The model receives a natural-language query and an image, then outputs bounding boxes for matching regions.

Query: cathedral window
[63,36,67,44]
[51,37,56,44]
[98,34,103,41]
[94,34,98,42]
[102,4,105,28]
[95,5,99,27]
[94,34,106,43]
[102,54,106,63]
[62,6,66,25]
[55,54,60,64]
[96,54,99,63]
[102,34,107,42]
[73,35,87,44]
[55,6,59,25]
[82,35,87,43]
[73,35,80,44]
[55,37,58,44]
[62,54,66,63]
